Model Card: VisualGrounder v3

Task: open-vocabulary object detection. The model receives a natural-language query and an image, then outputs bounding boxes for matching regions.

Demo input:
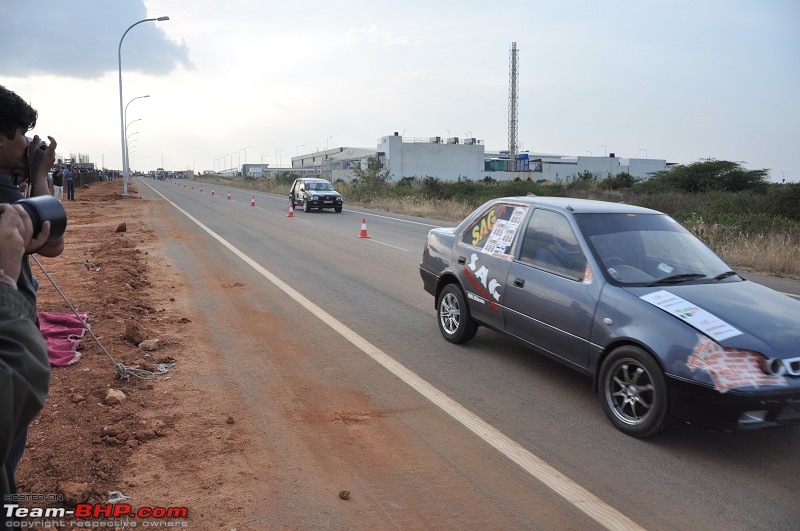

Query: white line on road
[366,239,410,252]
[144,180,644,531]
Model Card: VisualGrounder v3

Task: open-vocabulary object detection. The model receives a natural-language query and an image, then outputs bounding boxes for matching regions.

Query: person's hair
[0,85,38,140]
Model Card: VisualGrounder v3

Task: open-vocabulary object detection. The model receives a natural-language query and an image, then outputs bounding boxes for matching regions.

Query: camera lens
[15,196,67,241]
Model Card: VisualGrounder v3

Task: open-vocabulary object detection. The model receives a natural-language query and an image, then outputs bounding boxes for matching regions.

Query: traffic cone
[287,202,295,217]
[227,191,231,200]
[191,184,194,190]
[211,188,215,196]
[358,218,370,238]
[250,195,256,207]
[200,186,203,193]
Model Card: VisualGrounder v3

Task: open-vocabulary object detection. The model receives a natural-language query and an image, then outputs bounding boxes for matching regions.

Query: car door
[503,208,601,371]
[454,201,530,331]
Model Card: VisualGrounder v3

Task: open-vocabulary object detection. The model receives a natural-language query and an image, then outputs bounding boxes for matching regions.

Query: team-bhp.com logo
[4,502,189,526]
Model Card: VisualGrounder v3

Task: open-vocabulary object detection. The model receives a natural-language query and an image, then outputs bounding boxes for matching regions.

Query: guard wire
[31,255,166,381]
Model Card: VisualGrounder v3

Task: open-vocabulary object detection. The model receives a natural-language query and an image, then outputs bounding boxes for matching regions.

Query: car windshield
[308,181,333,191]
[574,213,736,286]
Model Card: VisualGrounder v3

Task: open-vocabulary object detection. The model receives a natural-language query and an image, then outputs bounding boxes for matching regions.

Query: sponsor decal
[464,253,502,310]
[640,290,742,341]
[462,204,529,258]
[688,336,788,392]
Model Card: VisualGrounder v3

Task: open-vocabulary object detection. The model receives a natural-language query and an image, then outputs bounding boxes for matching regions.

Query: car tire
[599,346,669,438]
[437,284,478,344]
[304,200,311,213]
[335,207,342,213]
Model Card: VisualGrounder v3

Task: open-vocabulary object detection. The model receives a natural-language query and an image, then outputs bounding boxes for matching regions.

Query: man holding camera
[0,84,64,498]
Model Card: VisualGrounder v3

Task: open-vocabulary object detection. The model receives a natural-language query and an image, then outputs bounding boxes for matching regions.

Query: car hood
[625,280,800,357]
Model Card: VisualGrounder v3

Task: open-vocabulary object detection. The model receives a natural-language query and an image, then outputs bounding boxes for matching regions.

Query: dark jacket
[0,284,50,504]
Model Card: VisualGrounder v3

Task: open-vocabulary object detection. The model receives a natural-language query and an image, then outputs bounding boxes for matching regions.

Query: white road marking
[146,181,643,530]
[366,239,410,252]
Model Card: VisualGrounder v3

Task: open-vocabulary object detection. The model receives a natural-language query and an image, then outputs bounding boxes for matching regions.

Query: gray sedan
[420,196,800,437]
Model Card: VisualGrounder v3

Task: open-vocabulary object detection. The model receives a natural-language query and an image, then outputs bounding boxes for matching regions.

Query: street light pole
[118,16,169,196]
[276,149,283,168]
[639,148,648,159]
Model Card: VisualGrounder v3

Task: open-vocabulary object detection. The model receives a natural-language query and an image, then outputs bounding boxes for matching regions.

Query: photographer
[0,84,63,499]
[0,203,50,505]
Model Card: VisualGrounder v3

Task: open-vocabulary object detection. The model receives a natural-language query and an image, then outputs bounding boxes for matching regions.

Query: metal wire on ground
[32,255,168,381]
[63,234,100,271]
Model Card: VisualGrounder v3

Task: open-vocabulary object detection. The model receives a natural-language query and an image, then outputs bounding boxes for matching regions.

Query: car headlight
[763,357,786,376]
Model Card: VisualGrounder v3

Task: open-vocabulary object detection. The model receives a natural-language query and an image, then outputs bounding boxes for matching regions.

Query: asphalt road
[138,178,800,529]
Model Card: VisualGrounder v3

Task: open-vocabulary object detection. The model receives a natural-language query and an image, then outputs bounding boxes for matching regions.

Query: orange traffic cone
[287,202,295,217]
[358,218,370,238]
[227,191,231,200]
[250,195,256,207]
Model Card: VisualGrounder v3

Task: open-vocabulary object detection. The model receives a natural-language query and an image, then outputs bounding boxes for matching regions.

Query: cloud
[342,24,417,49]
[0,0,192,79]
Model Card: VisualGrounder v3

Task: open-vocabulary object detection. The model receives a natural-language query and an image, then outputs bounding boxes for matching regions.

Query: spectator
[52,167,64,201]
[64,164,74,200]
[0,85,61,499]
[0,203,50,507]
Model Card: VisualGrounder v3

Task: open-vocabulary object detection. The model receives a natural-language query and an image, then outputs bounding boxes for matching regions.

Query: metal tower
[508,42,519,172]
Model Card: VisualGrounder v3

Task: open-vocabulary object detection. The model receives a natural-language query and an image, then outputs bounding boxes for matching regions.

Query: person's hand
[25,220,52,256]
[28,135,57,195]
[0,204,33,281]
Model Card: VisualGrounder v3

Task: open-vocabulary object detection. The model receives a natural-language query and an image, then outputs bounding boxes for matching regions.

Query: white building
[290,133,669,183]
[377,133,485,181]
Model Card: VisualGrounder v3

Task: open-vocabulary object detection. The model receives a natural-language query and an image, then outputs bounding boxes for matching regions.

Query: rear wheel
[437,284,478,343]
[599,346,669,437]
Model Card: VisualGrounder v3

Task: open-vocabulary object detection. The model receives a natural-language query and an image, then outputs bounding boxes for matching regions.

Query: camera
[22,136,47,163]
[14,195,67,242]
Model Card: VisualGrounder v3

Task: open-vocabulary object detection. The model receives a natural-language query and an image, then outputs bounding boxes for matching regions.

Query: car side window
[519,209,586,279]
[459,202,529,259]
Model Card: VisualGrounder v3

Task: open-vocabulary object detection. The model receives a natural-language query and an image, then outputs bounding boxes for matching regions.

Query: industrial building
[285,134,668,183]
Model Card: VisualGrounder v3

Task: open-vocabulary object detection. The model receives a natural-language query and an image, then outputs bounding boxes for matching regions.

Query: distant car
[419,196,800,437]
[289,178,343,213]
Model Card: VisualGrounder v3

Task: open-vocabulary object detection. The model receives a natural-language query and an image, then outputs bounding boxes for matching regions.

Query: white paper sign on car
[640,290,743,341]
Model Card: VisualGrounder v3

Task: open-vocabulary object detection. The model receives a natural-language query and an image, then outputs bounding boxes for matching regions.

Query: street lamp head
[156,16,170,21]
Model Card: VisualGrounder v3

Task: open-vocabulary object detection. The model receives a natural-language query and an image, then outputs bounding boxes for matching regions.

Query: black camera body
[15,195,67,242]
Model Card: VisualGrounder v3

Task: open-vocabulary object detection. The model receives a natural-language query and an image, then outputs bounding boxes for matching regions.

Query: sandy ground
[15,180,205,525]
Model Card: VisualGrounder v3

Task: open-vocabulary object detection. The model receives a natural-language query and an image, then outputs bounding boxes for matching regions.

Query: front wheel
[304,199,311,213]
[599,346,669,438]
[335,207,342,213]
[436,284,478,343]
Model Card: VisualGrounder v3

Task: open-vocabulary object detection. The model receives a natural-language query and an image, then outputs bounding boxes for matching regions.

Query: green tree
[649,159,769,193]
[350,156,392,202]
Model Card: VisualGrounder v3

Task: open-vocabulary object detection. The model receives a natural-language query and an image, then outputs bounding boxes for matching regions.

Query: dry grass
[684,218,800,278]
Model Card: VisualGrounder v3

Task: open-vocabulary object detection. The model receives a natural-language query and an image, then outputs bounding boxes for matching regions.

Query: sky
[1,0,798,182]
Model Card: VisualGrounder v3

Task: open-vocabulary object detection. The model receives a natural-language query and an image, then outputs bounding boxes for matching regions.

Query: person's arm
[0,206,49,466]
[27,135,57,198]
[0,285,50,462]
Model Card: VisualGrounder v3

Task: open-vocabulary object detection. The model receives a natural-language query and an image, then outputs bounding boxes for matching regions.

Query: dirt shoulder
[16,180,201,522]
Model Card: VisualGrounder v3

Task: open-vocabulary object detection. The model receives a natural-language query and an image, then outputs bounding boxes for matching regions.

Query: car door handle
[457,256,466,265]
[513,277,525,288]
